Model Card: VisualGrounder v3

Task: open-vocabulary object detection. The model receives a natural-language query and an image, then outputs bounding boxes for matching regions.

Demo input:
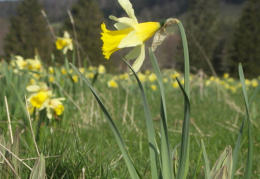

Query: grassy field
[0,54,259,178]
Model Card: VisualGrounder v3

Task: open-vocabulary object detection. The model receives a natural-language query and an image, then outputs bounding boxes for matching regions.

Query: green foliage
[229,0,260,78]
[3,0,53,63]
[62,0,105,67]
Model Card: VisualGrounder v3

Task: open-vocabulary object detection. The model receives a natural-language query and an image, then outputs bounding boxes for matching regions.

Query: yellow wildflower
[163,77,168,83]
[48,66,54,74]
[72,75,78,83]
[223,73,229,79]
[49,76,54,82]
[61,68,67,75]
[46,98,65,119]
[88,66,96,71]
[55,31,73,54]
[29,91,51,109]
[119,73,130,80]
[86,72,94,79]
[11,56,27,70]
[148,73,157,82]
[172,81,179,88]
[26,57,42,71]
[107,79,118,88]
[151,84,157,91]
[98,65,106,74]
[101,0,162,72]
[171,72,180,79]
[251,79,258,87]
[137,72,146,82]
[79,67,85,74]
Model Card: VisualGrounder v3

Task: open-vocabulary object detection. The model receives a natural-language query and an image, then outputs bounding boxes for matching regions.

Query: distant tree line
[3,0,259,78]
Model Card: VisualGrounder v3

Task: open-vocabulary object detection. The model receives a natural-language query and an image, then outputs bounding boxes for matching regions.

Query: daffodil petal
[118,0,138,24]
[64,31,70,38]
[26,85,41,92]
[131,44,145,72]
[125,45,141,60]
[114,22,130,30]
[109,16,136,29]
[118,31,142,48]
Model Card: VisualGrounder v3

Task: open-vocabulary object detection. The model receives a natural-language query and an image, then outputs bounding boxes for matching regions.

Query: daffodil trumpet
[101,0,168,72]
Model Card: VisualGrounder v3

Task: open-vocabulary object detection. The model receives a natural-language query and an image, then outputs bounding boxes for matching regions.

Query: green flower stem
[176,20,191,179]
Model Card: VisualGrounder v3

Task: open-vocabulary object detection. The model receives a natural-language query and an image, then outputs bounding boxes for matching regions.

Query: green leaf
[232,76,260,179]
[30,153,45,179]
[149,49,173,179]
[238,63,253,179]
[70,63,140,179]
[175,77,191,179]
[123,59,159,179]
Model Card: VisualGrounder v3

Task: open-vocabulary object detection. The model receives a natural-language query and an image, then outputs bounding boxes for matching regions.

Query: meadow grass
[0,56,259,178]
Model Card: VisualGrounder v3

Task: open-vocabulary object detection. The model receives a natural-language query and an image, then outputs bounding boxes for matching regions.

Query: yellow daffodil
[27,82,52,109]
[55,31,73,54]
[61,68,67,75]
[29,91,52,109]
[107,79,118,88]
[251,79,258,87]
[26,57,42,71]
[79,67,85,74]
[49,76,54,82]
[137,72,146,82]
[48,66,54,74]
[172,81,179,88]
[151,84,157,91]
[163,77,168,83]
[119,73,130,80]
[72,75,79,83]
[101,0,162,72]
[148,73,157,82]
[98,65,106,74]
[11,56,27,70]
[223,73,229,79]
[86,72,94,79]
[46,98,65,119]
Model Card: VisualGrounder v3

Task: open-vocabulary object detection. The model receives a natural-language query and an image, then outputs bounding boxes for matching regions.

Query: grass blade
[237,63,253,179]
[148,49,173,179]
[70,63,140,179]
[123,59,159,179]
[200,140,210,179]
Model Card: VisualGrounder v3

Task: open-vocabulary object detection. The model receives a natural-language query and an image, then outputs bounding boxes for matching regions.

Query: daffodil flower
[46,98,65,119]
[101,0,163,72]
[25,55,43,73]
[11,56,27,70]
[55,31,73,54]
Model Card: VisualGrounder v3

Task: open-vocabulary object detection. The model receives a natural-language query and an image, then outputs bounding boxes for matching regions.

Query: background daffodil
[101,0,162,72]
[56,31,73,54]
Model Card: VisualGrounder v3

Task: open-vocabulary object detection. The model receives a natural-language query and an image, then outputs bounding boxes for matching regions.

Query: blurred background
[0,0,259,78]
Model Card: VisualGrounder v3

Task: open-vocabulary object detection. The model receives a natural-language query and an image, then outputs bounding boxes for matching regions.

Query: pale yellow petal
[114,22,130,30]
[131,44,145,72]
[118,0,138,23]
[109,16,136,29]
[125,45,141,60]
[118,31,142,48]
[26,85,41,92]
[64,31,70,38]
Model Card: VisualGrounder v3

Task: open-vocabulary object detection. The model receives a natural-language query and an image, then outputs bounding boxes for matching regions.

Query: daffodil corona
[101,0,162,72]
